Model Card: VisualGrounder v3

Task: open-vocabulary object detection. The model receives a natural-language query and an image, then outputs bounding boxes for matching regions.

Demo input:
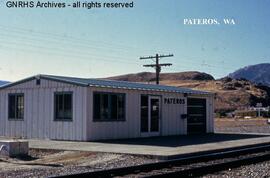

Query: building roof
[0,74,213,95]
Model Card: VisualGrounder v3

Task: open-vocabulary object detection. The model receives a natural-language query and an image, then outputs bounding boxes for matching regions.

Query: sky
[0,0,269,81]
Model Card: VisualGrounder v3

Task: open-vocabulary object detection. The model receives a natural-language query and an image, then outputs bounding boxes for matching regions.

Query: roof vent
[35,76,41,86]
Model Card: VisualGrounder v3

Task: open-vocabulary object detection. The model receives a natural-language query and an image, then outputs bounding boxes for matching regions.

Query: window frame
[54,91,73,122]
[8,93,24,120]
[93,91,126,122]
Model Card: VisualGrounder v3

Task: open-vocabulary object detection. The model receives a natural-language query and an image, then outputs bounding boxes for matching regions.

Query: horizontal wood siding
[0,79,87,141]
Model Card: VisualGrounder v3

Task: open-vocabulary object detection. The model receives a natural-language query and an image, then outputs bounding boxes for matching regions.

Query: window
[54,92,73,121]
[93,92,125,121]
[8,94,24,120]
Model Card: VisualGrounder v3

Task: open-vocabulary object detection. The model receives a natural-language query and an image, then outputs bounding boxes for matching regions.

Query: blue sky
[0,0,269,81]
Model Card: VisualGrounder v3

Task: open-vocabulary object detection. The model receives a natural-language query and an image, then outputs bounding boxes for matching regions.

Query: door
[187,98,207,134]
[140,95,161,137]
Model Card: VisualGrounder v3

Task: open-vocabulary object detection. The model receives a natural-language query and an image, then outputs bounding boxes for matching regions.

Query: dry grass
[215,118,269,127]
[215,117,270,134]
[160,80,268,111]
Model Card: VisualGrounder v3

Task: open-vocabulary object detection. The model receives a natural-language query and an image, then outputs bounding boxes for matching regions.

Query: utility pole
[140,54,173,84]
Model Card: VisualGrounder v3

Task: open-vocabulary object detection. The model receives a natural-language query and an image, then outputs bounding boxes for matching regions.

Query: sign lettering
[164,98,185,105]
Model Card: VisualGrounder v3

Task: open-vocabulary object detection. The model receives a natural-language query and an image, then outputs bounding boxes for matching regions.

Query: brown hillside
[163,78,268,111]
[107,71,214,82]
[106,72,270,112]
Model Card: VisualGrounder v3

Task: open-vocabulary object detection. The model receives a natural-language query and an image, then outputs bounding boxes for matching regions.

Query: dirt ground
[215,117,270,133]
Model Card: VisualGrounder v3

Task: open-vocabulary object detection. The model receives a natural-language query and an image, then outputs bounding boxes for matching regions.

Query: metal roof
[0,74,213,95]
[0,81,10,86]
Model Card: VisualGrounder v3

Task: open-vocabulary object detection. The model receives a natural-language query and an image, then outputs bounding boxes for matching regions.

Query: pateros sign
[164,98,185,105]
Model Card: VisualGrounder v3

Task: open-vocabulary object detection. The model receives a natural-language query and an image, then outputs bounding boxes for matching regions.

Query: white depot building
[0,74,214,141]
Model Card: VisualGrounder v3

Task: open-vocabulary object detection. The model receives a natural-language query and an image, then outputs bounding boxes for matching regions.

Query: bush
[215,108,235,117]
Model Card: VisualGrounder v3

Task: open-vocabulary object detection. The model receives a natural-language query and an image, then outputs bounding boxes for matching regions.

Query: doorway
[140,95,161,137]
[187,98,207,134]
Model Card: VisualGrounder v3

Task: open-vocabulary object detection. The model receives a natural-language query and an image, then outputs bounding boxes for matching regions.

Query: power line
[0,42,141,66]
[0,25,156,54]
[0,25,240,75]
[0,37,140,63]
[140,54,173,84]
[0,36,235,74]
[0,29,145,56]
[0,25,238,71]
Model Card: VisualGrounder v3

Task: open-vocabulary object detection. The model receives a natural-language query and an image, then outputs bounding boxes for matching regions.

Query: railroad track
[52,143,270,178]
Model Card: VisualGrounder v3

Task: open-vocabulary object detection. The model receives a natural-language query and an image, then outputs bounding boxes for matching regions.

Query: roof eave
[41,75,88,87]
[0,75,89,90]
[88,84,213,96]
[0,75,37,89]
[0,74,214,96]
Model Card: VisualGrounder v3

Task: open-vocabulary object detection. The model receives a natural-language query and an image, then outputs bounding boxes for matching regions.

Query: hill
[107,71,214,82]
[228,63,270,86]
[0,80,9,86]
[107,72,270,113]
[173,77,269,113]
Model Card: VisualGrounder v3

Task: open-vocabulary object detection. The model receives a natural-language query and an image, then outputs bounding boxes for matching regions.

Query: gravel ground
[124,151,270,178]
[1,118,270,177]
[0,149,158,178]
[205,118,270,178]
[203,161,270,178]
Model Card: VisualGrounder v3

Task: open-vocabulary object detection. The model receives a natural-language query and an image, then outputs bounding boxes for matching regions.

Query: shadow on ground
[96,133,270,147]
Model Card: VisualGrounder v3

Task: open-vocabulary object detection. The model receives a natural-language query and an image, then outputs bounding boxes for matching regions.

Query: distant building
[235,106,270,118]
[0,74,214,141]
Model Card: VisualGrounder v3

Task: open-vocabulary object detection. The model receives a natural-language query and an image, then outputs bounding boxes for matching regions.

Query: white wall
[0,78,214,141]
[86,87,191,140]
[86,87,140,140]
[0,79,88,141]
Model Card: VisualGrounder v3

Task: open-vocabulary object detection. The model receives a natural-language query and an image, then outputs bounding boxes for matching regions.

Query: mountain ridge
[228,63,270,86]
[0,80,10,86]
